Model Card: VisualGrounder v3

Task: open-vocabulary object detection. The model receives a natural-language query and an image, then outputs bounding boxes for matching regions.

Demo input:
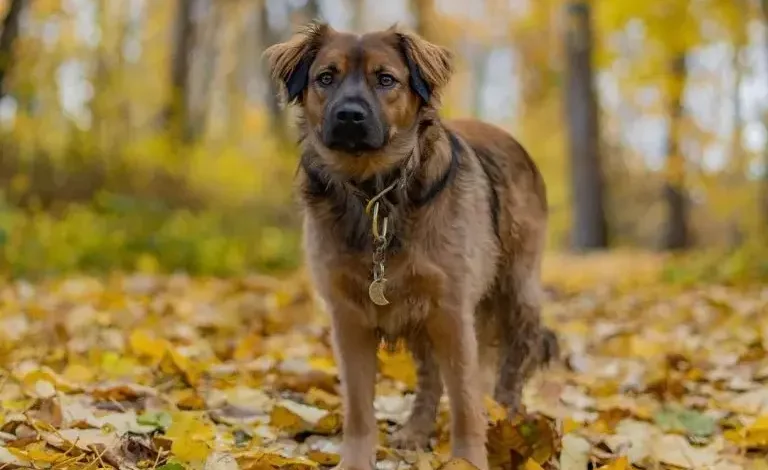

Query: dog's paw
[388,425,432,451]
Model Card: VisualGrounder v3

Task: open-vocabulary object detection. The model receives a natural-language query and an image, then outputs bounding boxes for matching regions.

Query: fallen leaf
[165,411,216,464]
[597,456,629,470]
[304,387,341,410]
[378,346,417,390]
[524,459,545,470]
[137,410,173,430]
[205,451,240,470]
[484,396,508,423]
[128,328,170,364]
[437,458,481,470]
[650,434,719,469]
[560,434,591,470]
[487,413,560,468]
[0,446,26,468]
[270,399,340,436]
[653,405,718,438]
[235,450,318,470]
[724,415,768,449]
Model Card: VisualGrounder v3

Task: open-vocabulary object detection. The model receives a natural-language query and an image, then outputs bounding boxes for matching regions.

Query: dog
[264,22,559,470]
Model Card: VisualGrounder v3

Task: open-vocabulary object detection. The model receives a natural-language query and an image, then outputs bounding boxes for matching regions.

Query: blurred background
[0,0,766,280]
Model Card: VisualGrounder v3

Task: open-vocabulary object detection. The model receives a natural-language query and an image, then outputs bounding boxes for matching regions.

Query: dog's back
[447,118,548,231]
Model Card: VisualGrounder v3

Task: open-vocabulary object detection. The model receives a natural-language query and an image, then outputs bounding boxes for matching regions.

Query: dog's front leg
[330,312,378,470]
[426,303,488,470]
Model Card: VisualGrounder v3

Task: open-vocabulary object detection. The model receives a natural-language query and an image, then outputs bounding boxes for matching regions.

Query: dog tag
[368,279,390,306]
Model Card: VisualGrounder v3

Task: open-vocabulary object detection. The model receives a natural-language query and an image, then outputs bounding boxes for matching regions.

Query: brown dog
[264,22,558,470]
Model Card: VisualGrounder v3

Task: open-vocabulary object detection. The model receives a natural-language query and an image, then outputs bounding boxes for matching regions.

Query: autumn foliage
[0,0,768,469]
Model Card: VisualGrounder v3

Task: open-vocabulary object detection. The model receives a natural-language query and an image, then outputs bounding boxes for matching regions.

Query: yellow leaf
[270,399,340,436]
[19,367,81,394]
[100,351,140,378]
[306,450,340,466]
[725,415,768,449]
[304,388,341,410]
[598,456,629,470]
[378,347,417,389]
[307,356,336,374]
[172,388,207,410]
[162,347,202,387]
[484,395,508,423]
[61,363,95,384]
[235,450,318,470]
[437,458,481,470]
[562,418,582,434]
[165,411,216,464]
[128,329,169,364]
[232,332,263,361]
[7,441,64,464]
[525,459,545,470]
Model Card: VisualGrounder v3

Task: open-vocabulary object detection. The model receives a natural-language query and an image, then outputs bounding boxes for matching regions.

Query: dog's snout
[335,102,368,124]
[322,95,386,152]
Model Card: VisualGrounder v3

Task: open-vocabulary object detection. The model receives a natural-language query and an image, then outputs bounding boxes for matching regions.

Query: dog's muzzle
[324,100,384,152]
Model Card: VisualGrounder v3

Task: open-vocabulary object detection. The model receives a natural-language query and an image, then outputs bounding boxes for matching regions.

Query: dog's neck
[298,118,460,252]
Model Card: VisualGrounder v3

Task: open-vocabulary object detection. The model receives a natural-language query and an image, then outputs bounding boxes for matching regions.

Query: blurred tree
[563,1,609,250]
[188,0,221,141]
[165,0,196,143]
[350,0,365,31]
[760,0,768,231]
[411,0,434,39]
[0,0,25,100]
[662,53,690,249]
[304,0,320,21]
[260,1,288,139]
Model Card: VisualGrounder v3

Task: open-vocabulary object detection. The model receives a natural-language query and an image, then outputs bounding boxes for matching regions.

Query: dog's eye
[317,72,334,86]
[378,73,396,88]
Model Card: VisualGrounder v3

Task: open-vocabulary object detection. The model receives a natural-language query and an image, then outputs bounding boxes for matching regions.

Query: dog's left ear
[263,21,331,105]
[395,30,454,106]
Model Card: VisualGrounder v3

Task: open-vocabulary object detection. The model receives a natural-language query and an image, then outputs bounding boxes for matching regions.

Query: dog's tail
[538,327,560,368]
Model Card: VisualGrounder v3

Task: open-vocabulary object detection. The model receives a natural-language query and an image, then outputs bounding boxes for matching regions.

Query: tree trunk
[188,0,221,142]
[471,44,489,119]
[662,54,690,250]
[350,0,365,31]
[0,0,26,100]
[563,1,609,251]
[410,0,434,39]
[304,0,320,21]
[760,0,768,232]
[260,1,287,139]
[165,0,195,142]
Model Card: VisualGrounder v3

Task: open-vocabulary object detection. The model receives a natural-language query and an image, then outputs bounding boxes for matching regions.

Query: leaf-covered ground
[0,254,767,470]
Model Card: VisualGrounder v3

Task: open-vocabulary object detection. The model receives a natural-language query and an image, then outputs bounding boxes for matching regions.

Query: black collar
[300,129,462,209]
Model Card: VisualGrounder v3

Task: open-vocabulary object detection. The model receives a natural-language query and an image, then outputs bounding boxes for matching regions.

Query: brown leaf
[437,457,482,470]
[487,413,560,469]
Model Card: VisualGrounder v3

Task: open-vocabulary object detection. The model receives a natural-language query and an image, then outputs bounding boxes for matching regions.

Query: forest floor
[0,252,767,470]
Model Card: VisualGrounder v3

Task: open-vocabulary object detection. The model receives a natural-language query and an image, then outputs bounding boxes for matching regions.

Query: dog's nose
[335,102,367,124]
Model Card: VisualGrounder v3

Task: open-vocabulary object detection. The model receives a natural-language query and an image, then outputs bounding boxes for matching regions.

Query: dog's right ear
[263,21,331,105]
[393,28,454,106]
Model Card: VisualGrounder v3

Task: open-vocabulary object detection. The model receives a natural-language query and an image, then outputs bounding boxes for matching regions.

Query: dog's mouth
[321,102,388,154]
[323,126,386,154]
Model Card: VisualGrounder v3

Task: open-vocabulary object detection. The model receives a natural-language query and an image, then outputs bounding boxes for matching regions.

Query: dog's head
[264,22,453,177]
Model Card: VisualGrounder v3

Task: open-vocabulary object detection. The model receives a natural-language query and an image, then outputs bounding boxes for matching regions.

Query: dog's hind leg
[493,250,559,413]
[389,333,443,450]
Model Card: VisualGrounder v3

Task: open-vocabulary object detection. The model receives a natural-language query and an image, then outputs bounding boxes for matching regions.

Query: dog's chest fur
[300,159,499,338]
[303,206,433,328]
